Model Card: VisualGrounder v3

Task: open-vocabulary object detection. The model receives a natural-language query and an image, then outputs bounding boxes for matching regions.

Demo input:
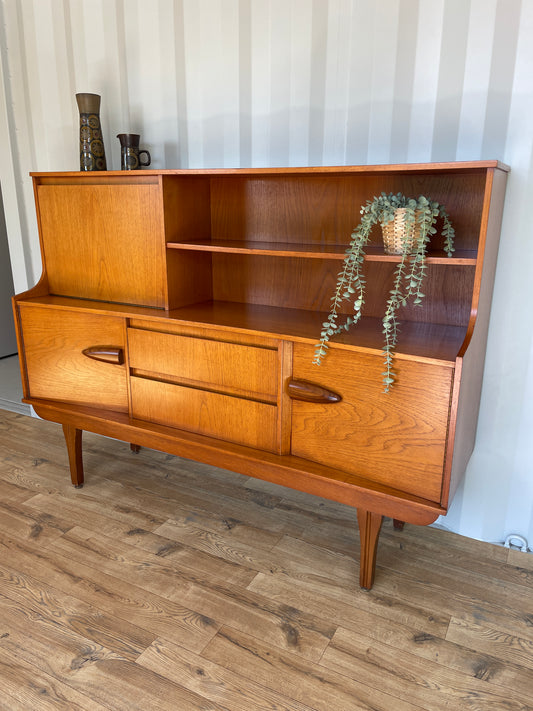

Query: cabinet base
[45,402,445,591]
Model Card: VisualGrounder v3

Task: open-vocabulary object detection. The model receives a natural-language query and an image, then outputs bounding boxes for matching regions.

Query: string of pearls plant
[314,192,455,391]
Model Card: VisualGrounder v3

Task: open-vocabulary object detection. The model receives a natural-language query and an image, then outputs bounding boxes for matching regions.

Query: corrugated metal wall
[1,0,532,548]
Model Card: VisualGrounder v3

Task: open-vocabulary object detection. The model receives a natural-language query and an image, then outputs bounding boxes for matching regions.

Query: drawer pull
[82,346,124,365]
[287,378,342,403]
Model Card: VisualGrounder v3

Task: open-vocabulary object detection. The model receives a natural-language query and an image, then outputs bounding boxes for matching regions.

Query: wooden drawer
[130,376,278,451]
[18,305,128,412]
[290,344,454,502]
[127,327,278,399]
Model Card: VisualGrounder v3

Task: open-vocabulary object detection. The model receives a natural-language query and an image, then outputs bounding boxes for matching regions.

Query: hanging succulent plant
[313,192,455,391]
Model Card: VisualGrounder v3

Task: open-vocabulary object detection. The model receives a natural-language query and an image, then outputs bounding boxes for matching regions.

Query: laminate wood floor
[0,409,531,711]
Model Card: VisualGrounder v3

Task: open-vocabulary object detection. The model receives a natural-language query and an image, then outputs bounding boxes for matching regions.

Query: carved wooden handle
[82,346,124,365]
[287,378,342,403]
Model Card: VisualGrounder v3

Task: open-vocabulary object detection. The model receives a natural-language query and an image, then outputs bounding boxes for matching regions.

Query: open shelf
[167,239,477,264]
[20,294,467,364]
[166,301,467,363]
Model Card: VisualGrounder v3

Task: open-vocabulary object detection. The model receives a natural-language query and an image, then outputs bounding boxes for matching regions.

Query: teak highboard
[13,162,509,589]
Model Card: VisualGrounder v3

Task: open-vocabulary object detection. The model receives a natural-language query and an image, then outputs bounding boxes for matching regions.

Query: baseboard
[0,398,31,416]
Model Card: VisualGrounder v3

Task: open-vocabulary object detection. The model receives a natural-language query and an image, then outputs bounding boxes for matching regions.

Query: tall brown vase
[76,93,107,171]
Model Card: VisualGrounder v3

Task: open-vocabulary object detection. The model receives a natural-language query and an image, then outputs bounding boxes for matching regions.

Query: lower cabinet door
[130,376,278,451]
[18,304,128,412]
[290,344,454,502]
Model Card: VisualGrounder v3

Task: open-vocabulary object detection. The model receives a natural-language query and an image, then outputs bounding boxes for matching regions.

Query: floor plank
[0,531,219,655]
[321,626,533,711]
[446,616,533,670]
[201,625,423,711]
[247,569,533,697]
[137,637,316,711]
[47,526,336,663]
[0,562,155,660]
[23,491,255,587]
[0,646,108,711]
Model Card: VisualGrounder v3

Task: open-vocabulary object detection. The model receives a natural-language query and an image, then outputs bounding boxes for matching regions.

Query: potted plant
[313,192,455,391]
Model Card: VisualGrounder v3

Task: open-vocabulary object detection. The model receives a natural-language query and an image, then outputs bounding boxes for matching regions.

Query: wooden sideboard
[13,162,509,589]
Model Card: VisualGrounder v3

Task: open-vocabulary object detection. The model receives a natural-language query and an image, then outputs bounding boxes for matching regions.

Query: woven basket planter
[381,208,421,255]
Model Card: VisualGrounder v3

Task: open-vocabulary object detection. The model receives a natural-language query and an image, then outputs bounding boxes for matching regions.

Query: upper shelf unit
[29,162,509,359]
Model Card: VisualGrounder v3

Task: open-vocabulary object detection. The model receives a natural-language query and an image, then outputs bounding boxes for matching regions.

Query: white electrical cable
[503,534,529,553]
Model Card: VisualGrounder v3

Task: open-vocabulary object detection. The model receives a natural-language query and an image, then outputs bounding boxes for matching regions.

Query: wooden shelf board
[30,160,510,178]
[167,239,477,264]
[19,295,466,364]
[166,301,466,364]
[364,246,477,265]
[168,240,350,259]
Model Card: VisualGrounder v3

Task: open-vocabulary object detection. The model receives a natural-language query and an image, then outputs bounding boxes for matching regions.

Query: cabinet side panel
[291,345,453,502]
[444,168,509,507]
[165,249,213,309]
[37,184,166,308]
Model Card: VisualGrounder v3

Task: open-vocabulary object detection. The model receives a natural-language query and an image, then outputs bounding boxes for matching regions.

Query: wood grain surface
[291,345,453,502]
[0,408,531,710]
[17,304,128,412]
[36,183,167,308]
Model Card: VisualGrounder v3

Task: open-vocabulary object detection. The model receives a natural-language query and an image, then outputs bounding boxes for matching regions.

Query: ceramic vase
[76,93,107,171]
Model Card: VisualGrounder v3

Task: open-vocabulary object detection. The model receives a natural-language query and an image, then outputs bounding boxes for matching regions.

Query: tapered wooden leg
[393,519,405,531]
[357,508,383,590]
[62,424,84,488]
[130,444,141,453]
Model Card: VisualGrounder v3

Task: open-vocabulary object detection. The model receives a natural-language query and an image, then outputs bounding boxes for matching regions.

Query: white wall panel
[406,0,444,162]
[366,1,400,164]
[322,0,352,165]
[481,0,522,159]
[1,0,532,549]
[389,0,418,164]
[287,0,313,166]
[456,0,496,159]
[249,0,271,166]
[344,0,372,164]
[0,0,40,289]
[431,0,470,161]
[307,0,329,165]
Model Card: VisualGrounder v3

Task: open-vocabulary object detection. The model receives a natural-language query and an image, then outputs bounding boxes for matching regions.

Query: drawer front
[128,327,278,398]
[19,305,128,412]
[290,345,454,502]
[131,376,278,451]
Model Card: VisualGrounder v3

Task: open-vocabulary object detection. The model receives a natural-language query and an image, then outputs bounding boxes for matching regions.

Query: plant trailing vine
[313,192,455,392]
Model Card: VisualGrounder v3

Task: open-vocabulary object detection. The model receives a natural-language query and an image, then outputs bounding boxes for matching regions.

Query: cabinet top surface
[30,160,510,178]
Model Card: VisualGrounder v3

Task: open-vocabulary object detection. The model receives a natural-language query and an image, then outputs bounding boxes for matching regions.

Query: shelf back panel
[211,254,475,327]
[208,172,488,251]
